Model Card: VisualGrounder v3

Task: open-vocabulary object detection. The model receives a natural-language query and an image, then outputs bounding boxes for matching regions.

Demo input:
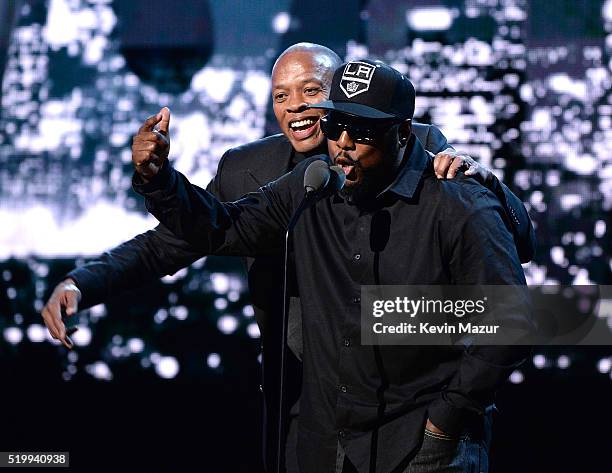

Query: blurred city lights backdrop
[1,0,610,384]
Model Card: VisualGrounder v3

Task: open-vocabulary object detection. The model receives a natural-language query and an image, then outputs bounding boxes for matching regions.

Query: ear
[398,119,412,146]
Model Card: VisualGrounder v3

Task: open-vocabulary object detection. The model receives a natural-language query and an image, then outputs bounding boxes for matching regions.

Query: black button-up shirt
[134,136,528,473]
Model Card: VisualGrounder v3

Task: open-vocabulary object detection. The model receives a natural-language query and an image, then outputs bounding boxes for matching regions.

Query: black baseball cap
[308,59,415,121]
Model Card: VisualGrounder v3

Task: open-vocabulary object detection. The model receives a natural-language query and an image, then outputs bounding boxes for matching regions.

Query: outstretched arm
[66,223,207,308]
[133,157,297,258]
[65,140,236,310]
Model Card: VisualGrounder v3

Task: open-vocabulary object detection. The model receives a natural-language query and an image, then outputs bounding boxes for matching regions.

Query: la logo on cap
[340,61,376,98]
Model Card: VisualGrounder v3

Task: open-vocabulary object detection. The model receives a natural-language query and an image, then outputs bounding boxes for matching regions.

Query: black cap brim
[308,100,396,120]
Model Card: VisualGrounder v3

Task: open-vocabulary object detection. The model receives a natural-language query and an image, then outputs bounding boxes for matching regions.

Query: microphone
[304,159,330,195]
[303,158,346,197]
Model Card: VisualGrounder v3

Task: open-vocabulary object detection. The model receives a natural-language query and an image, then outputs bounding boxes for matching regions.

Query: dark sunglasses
[319,112,401,144]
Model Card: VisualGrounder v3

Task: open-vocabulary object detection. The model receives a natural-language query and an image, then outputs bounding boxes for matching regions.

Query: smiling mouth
[288,117,319,140]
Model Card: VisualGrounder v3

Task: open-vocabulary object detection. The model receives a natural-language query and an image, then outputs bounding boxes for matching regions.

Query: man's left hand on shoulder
[433,148,492,185]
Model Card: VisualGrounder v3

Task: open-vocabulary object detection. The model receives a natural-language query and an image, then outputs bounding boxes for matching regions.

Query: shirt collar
[378,134,432,200]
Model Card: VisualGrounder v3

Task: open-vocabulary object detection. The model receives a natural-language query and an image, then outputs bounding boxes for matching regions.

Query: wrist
[61,279,82,302]
[132,159,172,194]
[425,418,447,435]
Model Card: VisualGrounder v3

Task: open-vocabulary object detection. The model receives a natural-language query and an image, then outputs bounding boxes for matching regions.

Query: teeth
[290,119,316,129]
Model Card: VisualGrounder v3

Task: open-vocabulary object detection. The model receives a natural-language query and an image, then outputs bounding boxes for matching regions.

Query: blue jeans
[336,406,494,473]
[336,434,489,473]
[401,429,489,473]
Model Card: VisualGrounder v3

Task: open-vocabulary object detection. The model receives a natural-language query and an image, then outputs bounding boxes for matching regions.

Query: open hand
[40,279,81,349]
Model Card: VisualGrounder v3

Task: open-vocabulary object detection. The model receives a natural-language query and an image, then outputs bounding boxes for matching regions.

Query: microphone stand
[274,160,343,473]
[275,193,315,473]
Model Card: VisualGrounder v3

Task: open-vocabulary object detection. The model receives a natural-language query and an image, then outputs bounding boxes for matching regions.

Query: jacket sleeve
[67,224,206,309]
[132,160,296,257]
[67,151,233,309]
[484,175,536,263]
[427,185,531,437]
[424,124,536,263]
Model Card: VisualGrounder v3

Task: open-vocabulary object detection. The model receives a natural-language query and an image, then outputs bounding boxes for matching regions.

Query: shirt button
[353,253,361,261]
[343,338,351,347]
[352,297,361,304]
[339,384,347,393]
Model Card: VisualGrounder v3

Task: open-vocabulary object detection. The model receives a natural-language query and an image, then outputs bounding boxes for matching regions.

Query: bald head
[272,42,342,85]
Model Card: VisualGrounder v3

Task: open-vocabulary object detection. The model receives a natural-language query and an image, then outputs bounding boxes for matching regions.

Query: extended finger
[157,107,171,135]
[41,301,62,339]
[63,290,80,316]
[41,308,58,339]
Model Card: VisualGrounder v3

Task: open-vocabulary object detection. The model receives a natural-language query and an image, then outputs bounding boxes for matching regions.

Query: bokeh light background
[0,1,611,472]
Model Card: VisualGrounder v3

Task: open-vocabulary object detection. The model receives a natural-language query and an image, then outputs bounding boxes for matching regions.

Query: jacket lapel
[243,134,294,189]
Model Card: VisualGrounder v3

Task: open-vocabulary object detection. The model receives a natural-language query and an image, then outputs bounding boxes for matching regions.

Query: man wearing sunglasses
[41,43,534,472]
[132,59,530,473]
